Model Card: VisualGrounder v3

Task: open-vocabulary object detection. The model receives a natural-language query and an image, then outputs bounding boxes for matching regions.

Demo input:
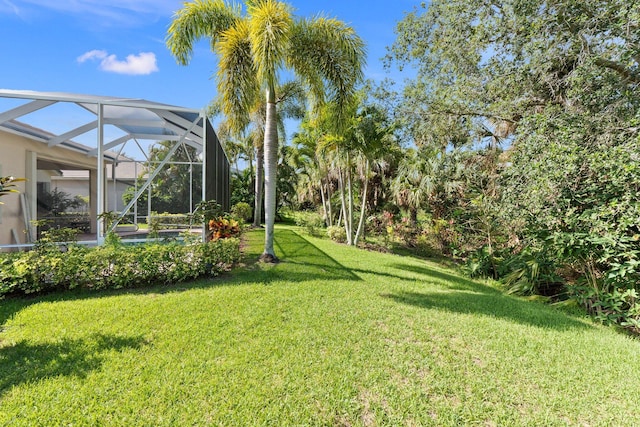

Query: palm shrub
[0,176,25,202]
[500,246,563,296]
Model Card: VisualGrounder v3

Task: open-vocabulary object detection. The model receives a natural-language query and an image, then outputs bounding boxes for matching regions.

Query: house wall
[0,130,101,247]
[51,177,132,212]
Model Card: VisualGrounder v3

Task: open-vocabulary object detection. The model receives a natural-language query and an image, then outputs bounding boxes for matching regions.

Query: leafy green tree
[388,0,640,320]
[317,96,397,246]
[230,168,254,209]
[291,116,336,226]
[167,0,365,262]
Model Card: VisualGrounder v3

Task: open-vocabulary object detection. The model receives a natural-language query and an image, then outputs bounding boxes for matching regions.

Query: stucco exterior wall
[0,129,101,247]
[0,141,25,247]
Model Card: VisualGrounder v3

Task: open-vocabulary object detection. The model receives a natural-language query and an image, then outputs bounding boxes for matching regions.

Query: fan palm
[167,0,365,261]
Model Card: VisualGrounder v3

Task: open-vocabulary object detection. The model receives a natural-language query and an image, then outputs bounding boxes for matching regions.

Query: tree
[317,97,397,246]
[213,80,305,227]
[387,0,640,314]
[292,113,336,226]
[167,0,365,262]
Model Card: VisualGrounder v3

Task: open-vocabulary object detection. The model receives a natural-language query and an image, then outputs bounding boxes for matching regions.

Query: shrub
[570,286,640,334]
[500,247,562,296]
[327,226,346,243]
[193,200,224,224]
[0,239,241,298]
[231,202,252,222]
[293,211,325,236]
[208,217,241,241]
[147,212,192,230]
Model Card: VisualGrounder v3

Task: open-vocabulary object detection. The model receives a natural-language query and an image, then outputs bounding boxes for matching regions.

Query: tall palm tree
[167,0,365,262]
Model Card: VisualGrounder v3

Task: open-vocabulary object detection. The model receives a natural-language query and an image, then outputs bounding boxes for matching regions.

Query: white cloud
[0,0,20,16]
[77,49,108,63]
[78,50,159,75]
[2,0,180,26]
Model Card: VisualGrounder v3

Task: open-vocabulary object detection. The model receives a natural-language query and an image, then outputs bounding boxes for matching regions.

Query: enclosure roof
[0,89,207,160]
[2,119,119,162]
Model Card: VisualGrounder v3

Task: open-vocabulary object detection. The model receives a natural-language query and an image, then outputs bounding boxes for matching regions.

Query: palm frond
[288,15,366,131]
[166,0,241,65]
[217,20,260,134]
[247,0,293,88]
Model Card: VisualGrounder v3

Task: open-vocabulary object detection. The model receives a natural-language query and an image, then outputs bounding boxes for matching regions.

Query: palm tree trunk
[338,167,351,243]
[354,159,369,246]
[261,84,278,262]
[327,178,333,227]
[248,147,255,188]
[319,179,329,226]
[253,143,263,227]
[347,153,354,245]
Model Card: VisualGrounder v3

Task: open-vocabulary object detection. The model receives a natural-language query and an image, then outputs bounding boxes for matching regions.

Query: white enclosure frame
[0,89,221,246]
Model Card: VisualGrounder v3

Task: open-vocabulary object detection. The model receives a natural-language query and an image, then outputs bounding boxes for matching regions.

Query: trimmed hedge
[147,212,193,230]
[0,238,240,297]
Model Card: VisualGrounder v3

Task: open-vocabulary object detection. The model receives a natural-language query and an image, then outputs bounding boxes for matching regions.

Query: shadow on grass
[235,228,361,284]
[1,227,589,340]
[382,290,589,331]
[385,262,500,293]
[0,228,360,341]
[0,333,145,396]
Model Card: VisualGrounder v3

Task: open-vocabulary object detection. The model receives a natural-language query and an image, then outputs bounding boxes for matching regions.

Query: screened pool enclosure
[0,89,229,248]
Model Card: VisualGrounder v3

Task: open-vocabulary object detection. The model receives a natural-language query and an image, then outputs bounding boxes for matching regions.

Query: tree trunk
[320,179,329,226]
[354,159,369,246]
[326,176,334,227]
[338,167,351,244]
[260,84,279,262]
[347,153,354,245]
[253,143,264,227]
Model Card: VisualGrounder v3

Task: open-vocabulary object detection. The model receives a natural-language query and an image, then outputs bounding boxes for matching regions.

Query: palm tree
[291,117,335,226]
[315,99,397,246]
[167,0,365,262]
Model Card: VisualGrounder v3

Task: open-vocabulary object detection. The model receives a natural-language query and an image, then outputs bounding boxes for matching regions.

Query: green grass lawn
[2,225,640,426]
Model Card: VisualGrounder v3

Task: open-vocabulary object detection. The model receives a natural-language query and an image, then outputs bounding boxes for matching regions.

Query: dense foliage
[0,238,240,298]
[377,0,640,331]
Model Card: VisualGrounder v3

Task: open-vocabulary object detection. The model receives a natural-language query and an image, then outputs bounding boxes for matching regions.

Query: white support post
[201,114,207,242]
[97,103,105,244]
[112,162,117,212]
[134,161,138,226]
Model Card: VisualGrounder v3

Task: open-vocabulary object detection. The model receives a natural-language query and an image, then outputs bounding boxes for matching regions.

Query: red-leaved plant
[208,217,241,241]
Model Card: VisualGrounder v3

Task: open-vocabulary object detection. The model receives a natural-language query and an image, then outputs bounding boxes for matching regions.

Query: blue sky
[1,0,416,125]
